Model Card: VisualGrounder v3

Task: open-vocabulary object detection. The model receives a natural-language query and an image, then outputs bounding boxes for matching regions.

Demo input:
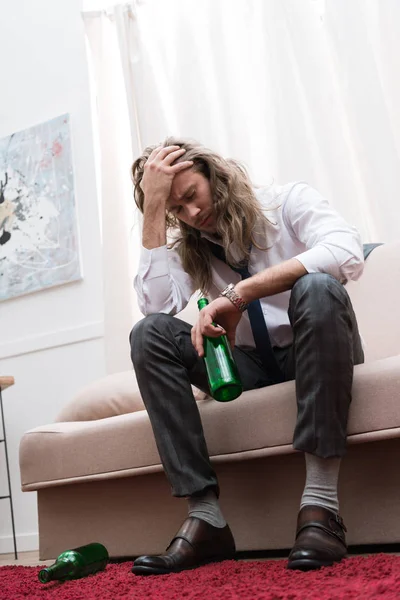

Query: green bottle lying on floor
[38,543,109,583]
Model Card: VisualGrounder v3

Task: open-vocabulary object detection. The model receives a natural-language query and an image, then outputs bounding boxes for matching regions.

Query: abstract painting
[0,114,82,301]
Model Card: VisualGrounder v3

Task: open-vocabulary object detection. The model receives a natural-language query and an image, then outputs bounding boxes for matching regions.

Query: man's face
[167,168,217,233]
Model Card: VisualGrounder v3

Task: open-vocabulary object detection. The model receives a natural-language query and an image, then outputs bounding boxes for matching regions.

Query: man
[129,138,364,575]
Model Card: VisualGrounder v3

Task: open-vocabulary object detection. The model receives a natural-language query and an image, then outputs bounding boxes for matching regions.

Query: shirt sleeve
[282,183,364,283]
[134,244,196,316]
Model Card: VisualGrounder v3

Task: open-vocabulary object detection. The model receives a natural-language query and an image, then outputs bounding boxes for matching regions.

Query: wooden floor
[0,550,53,567]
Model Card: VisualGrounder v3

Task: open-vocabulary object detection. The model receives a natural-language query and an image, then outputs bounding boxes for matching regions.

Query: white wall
[0,0,106,552]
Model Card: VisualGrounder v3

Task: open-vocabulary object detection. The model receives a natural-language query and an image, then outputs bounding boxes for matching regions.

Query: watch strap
[220,283,249,312]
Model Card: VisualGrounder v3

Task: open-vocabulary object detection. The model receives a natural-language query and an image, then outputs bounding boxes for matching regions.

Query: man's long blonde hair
[132,137,271,294]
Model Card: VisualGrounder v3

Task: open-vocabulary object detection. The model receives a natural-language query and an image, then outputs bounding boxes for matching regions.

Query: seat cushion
[20,355,400,491]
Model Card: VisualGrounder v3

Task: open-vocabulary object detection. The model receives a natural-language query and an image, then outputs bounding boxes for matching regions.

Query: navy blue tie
[207,242,284,384]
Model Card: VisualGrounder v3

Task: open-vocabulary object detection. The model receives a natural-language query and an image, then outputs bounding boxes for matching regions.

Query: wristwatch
[220,283,249,312]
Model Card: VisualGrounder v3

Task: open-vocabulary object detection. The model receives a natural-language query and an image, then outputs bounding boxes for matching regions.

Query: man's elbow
[341,254,364,282]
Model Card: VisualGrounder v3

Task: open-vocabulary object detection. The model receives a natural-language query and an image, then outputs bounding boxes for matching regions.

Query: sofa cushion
[20,355,400,491]
[55,371,143,422]
[56,370,206,422]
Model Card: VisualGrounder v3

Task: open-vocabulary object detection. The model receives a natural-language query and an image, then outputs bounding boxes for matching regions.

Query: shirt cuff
[294,245,341,280]
[139,244,171,280]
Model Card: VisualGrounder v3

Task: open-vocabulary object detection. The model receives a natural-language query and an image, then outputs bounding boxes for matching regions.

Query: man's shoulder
[253,181,308,209]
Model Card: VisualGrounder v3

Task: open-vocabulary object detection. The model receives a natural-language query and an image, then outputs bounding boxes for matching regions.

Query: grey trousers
[130,273,364,498]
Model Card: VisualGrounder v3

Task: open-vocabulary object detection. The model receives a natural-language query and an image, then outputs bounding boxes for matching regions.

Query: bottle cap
[197,297,209,310]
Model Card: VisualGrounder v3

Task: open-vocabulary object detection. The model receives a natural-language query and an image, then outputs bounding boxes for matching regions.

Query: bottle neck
[39,560,72,583]
[197,297,209,310]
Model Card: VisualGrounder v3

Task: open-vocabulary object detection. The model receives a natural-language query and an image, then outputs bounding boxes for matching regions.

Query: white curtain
[84,5,140,373]
[83,0,400,373]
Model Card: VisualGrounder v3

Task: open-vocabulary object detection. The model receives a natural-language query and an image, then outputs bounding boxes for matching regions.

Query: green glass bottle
[38,543,109,583]
[197,297,243,402]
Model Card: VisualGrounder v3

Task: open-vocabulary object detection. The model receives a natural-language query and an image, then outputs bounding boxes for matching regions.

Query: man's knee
[129,313,175,352]
[292,272,342,298]
[289,273,350,326]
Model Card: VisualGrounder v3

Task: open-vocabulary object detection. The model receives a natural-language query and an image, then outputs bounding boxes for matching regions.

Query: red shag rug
[1,554,400,600]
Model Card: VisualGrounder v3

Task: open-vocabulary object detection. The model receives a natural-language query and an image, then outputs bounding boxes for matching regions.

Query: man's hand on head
[191,296,242,357]
[140,145,194,250]
[141,145,193,204]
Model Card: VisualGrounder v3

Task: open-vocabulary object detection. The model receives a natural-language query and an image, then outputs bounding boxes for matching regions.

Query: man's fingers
[171,160,194,172]
[191,323,204,357]
[147,145,163,161]
[192,311,229,357]
[190,325,196,348]
[227,333,236,350]
[196,328,204,357]
[202,313,225,337]
[156,145,181,161]
[204,323,226,338]
[194,324,203,357]
[163,148,186,165]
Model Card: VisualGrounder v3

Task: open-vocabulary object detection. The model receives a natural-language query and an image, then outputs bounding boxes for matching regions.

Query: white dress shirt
[134,181,364,348]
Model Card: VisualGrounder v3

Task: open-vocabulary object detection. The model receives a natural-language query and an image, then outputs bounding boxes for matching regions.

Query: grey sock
[188,489,226,528]
[300,453,341,514]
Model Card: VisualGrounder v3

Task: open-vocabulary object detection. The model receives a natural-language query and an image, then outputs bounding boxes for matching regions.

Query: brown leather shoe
[287,505,347,571]
[132,517,236,575]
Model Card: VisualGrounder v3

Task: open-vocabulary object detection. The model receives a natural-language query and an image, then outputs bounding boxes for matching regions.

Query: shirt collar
[200,230,224,245]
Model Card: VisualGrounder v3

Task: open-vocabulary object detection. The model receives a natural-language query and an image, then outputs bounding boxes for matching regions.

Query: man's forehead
[169,170,198,202]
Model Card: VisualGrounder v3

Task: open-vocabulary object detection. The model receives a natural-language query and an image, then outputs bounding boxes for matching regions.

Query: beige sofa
[20,242,400,560]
